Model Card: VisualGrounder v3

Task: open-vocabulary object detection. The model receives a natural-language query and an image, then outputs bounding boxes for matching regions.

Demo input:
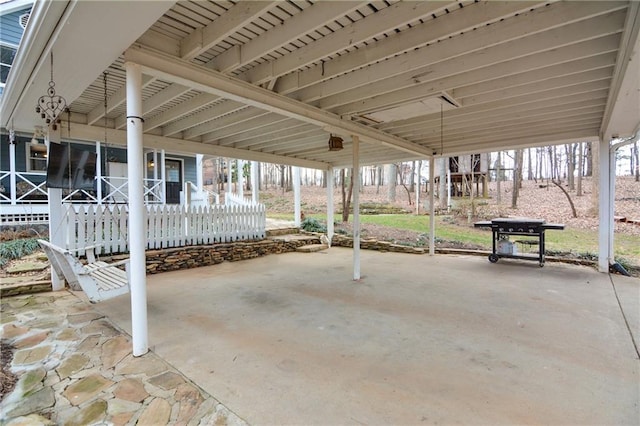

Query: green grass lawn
[268,212,640,266]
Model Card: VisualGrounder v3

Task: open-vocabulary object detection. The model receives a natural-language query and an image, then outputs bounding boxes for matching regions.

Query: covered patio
[2,0,639,361]
[94,248,640,425]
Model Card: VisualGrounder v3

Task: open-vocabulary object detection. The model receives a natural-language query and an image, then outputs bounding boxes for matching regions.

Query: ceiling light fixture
[328,134,344,151]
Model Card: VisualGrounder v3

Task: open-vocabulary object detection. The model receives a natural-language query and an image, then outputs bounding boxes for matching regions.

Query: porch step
[296,244,329,253]
[266,227,301,237]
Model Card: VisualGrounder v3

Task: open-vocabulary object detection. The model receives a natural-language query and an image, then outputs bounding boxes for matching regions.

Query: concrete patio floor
[95,248,639,425]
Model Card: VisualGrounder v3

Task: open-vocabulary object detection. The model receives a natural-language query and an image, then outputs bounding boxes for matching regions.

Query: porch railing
[0,171,48,204]
[60,203,266,255]
[225,192,255,206]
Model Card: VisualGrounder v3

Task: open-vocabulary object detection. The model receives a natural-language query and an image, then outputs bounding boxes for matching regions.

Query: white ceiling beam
[441,128,600,154]
[378,90,609,132]
[124,45,435,158]
[600,1,640,138]
[207,1,362,73]
[451,52,617,99]
[394,105,606,139]
[321,33,620,113]
[163,100,246,137]
[137,29,180,57]
[332,62,614,117]
[144,93,219,132]
[238,0,454,85]
[275,1,542,96]
[61,122,330,170]
[415,115,603,146]
[386,96,606,139]
[458,67,613,106]
[378,95,607,132]
[183,107,267,139]
[87,75,154,125]
[202,113,289,143]
[250,133,329,155]
[115,83,191,129]
[294,3,627,103]
[227,122,314,148]
[180,1,278,61]
[215,117,300,146]
[323,20,625,115]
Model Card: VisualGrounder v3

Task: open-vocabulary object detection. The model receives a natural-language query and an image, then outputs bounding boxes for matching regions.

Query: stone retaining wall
[323,233,426,254]
[142,236,321,274]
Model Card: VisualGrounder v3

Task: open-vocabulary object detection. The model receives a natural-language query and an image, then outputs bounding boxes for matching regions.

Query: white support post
[327,168,334,244]
[196,154,204,192]
[47,126,64,291]
[238,159,245,198]
[125,61,148,357]
[352,135,361,281]
[598,137,613,272]
[293,166,301,226]
[95,141,103,205]
[8,140,16,205]
[429,155,436,256]
[227,158,233,194]
[608,147,616,264]
[251,161,259,204]
[160,150,166,203]
[415,161,420,215]
[447,168,451,212]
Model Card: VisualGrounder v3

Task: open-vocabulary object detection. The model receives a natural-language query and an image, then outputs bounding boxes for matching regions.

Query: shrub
[300,217,327,233]
[0,238,42,268]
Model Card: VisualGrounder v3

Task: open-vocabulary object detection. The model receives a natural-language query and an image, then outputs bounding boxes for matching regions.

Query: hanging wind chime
[35,52,67,130]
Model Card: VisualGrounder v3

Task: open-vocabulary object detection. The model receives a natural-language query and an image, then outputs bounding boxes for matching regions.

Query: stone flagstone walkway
[0,291,248,425]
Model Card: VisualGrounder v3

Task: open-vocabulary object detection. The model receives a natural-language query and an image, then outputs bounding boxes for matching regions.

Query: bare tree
[387,163,397,202]
[496,151,502,204]
[375,166,383,194]
[409,161,416,192]
[341,168,354,223]
[577,142,584,196]
[551,180,578,218]
[633,140,639,182]
[566,143,576,191]
[585,142,593,177]
[511,149,523,208]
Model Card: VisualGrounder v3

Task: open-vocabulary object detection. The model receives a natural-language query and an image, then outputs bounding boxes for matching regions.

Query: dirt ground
[257,175,640,240]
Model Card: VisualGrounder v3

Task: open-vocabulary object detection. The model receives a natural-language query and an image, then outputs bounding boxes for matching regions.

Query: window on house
[1,44,17,90]
[27,144,48,172]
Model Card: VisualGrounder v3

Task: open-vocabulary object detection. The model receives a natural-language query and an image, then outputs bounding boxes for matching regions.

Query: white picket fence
[60,203,266,255]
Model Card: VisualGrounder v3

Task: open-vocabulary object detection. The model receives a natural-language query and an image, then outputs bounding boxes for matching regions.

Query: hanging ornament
[35,52,67,131]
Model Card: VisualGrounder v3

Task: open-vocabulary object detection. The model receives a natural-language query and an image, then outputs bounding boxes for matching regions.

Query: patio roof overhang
[2,0,638,168]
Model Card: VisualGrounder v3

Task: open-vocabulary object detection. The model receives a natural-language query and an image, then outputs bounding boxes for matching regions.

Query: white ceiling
[2,0,639,169]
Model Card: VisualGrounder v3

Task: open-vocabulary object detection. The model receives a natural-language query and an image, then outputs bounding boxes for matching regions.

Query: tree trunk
[577,142,583,196]
[585,142,593,177]
[409,161,416,192]
[387,163,397,202]
[496,152,502,204]
[438,158,447,209]
[511,149,522,208]
[566,143,575,191]
[527,148,534,181]
[552,180,578,218]
[634,140,639,182]
[341,168,354,223]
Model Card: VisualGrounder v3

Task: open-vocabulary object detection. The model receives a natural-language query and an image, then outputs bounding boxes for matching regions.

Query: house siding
[0,8,29,46]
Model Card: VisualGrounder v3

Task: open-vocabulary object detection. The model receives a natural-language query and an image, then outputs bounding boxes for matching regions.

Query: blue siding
[182,155,197,184]
[0,8,30,46]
